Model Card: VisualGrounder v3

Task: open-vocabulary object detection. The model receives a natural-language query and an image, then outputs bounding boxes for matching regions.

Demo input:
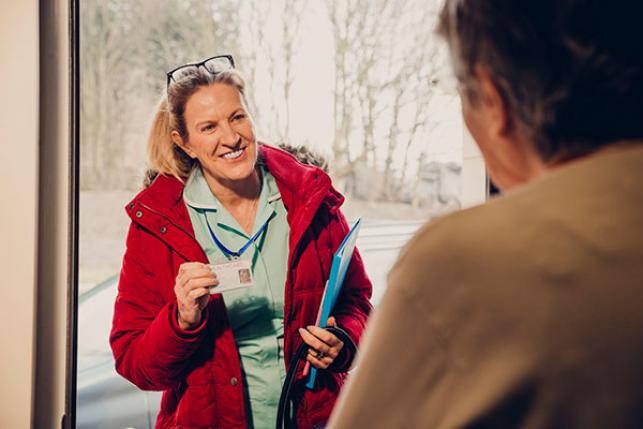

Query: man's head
[438,0,643,190]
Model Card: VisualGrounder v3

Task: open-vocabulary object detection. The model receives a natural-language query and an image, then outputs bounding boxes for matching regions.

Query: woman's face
[173,83,257,186]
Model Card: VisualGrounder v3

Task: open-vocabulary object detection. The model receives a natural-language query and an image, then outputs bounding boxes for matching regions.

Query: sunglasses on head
[166,54,235,93]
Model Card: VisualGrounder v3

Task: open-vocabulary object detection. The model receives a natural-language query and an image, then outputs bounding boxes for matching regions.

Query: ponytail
[145,98,195,186]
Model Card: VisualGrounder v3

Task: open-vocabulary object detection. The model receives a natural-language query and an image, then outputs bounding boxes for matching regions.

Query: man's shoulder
[397,191,534,268]
[390,145,643,300]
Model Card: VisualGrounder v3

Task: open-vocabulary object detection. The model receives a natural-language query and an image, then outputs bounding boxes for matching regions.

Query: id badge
[207,260,254,294]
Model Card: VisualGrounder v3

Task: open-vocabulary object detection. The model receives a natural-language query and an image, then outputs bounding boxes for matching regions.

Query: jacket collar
[125,143,343,257]
[259,144,344,249]
[125,174,205,262]
[259,143,343,211]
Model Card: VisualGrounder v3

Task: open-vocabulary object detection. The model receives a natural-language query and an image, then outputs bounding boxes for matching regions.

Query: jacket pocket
[175,384,218,428]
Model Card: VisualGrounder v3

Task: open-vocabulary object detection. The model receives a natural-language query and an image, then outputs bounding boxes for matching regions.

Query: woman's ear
[474,64,511,139]
[171,130,196,159]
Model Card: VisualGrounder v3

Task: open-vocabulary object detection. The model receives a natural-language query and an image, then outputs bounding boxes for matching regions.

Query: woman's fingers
[306,349,333,369]
[306,325,344,348]
[299,328,336,359]
[299,321,347,369]
[196,293,210,310]
[178,262,205,273]
[184,276,218,291]
[175,276,217,302]
[187,286,211,301]
[174,263,217,330]
[176,266,217,288]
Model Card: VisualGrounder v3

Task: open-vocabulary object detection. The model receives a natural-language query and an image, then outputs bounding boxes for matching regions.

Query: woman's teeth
[222,149,243,159]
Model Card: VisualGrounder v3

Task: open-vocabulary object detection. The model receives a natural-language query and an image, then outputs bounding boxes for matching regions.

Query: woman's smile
[219,145,247,161]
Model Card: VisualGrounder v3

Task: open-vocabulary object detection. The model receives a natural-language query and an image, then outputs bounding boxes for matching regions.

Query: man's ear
[171,130,196,159]
[474,65,512,139]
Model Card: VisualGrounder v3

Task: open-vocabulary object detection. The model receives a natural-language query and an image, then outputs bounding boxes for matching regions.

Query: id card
[207,260,254,294]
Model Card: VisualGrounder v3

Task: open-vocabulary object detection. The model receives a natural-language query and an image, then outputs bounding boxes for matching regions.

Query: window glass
[77,1,477,426]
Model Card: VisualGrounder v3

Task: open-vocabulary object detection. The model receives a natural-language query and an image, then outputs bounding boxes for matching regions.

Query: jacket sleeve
[110,222,209,391]
[328,209,374,372]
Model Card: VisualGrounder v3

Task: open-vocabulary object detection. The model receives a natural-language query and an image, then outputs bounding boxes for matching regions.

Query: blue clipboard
[305,218,362,389]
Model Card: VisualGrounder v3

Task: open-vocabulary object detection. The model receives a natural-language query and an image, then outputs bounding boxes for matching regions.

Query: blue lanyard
[204,214,272,259]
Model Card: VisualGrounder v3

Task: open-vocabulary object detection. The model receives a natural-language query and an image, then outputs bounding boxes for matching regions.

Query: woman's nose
[219,122,239,146]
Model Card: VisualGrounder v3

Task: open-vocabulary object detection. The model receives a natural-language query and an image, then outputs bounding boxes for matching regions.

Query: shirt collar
[183,166,221,210]
[183,165,282,211]
[264,167,282,204]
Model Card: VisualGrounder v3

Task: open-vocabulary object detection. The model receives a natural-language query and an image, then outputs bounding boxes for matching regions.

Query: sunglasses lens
[170,65,198,83]
[203,57,233,74]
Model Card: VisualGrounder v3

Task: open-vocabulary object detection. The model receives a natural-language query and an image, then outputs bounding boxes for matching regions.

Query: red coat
[110,144,373,429]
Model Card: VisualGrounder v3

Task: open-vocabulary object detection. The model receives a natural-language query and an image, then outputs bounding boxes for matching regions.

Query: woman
[110,55,372,429]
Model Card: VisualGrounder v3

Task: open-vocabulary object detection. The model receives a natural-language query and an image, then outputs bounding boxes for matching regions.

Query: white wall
[0,1,40,428]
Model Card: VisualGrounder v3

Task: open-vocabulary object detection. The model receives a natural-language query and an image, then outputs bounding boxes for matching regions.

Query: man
[328,1,643,427]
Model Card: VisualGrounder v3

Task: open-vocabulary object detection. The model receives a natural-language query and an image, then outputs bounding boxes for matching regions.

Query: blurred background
[79,0,465,292]
[77,1,477,427]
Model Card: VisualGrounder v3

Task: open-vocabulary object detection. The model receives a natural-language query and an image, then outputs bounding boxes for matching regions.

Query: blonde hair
[146,69,248,184]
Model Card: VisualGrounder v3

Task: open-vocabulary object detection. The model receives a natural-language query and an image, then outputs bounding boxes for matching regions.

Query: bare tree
[80,0,448,200]
[81,0,142,189]
[280,0,308,140]
[326,0,360,176]
[381,4,443,200]
[81,0,244,189]
[325,0,446,201]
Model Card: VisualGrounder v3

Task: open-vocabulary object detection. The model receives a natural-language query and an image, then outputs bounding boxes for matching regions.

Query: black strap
[276,326,356,429]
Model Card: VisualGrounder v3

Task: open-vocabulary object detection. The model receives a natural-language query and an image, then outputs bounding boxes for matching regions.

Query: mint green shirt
[183,166,289,429]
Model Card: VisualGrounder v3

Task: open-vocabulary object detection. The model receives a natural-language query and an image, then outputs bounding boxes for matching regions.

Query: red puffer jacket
[110,144,373,429]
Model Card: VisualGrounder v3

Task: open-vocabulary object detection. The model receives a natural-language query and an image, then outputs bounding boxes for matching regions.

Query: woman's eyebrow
[228,108,244,118]
[195,119,217,128]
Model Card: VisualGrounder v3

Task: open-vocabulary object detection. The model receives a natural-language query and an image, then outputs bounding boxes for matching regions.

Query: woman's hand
[298,317,345,370]
[174,262,218,330]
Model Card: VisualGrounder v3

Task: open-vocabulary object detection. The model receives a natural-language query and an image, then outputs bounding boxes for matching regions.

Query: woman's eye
[232,114,246,121]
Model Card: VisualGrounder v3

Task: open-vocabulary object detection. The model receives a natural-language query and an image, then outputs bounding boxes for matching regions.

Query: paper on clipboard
[305,218,362,390]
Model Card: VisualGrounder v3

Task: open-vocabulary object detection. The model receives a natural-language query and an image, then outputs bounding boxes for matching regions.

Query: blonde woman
[110,55,372,429]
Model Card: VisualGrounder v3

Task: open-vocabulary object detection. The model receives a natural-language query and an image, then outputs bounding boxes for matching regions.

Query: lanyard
[204,213,273,259]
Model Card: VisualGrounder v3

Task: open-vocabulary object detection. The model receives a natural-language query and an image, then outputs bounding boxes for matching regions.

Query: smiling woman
[172,83,260,233]
[109,56,373,429]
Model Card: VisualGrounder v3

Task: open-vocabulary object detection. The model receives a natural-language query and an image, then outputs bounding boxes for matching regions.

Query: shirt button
[230,377,238,386]
[160,226,167,234]
[135,210,143,218]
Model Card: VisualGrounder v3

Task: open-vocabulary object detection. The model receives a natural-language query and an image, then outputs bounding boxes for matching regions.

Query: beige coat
[328,145,643,428]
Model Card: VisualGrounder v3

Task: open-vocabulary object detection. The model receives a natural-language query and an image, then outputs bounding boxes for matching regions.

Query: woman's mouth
[221,147,245,160]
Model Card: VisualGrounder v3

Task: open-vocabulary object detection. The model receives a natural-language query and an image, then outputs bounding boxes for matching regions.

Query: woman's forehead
[185,83,245,118]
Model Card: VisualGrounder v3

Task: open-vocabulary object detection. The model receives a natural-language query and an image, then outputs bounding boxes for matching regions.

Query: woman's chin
[205,159,256,184]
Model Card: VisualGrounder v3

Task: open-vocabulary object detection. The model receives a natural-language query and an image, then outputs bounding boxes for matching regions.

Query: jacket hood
[126,143,344,227]
[259,144,344,213]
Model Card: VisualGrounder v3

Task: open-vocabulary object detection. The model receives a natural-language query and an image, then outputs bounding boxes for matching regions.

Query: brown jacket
[328,145,643,428]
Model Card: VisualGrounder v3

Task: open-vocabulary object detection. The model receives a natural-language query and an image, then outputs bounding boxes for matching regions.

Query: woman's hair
[145,68,248,185]
[437,0,643,163]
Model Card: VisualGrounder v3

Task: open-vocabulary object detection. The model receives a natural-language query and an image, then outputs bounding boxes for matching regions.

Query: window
[76,1,486,426]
